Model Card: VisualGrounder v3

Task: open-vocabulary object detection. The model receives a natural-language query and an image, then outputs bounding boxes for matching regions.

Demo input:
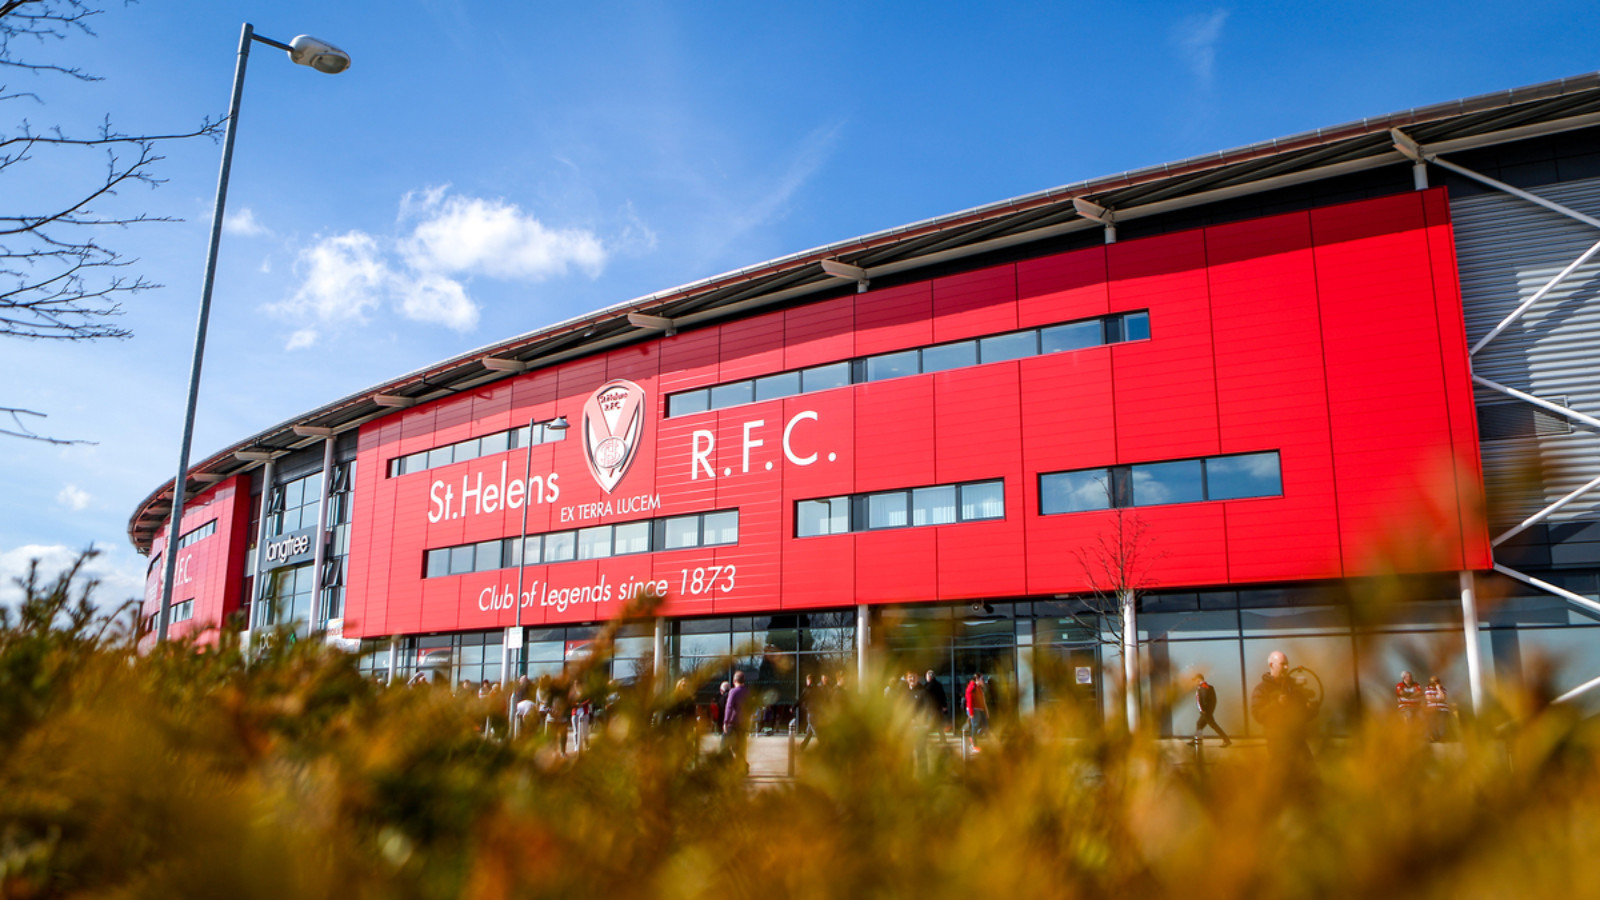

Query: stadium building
[130,72,1600,736]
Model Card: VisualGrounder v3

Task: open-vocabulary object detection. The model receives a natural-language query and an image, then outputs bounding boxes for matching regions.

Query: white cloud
[274,188,606,348]
[56,484,90,511]
[400,193,606,280]
[1172,9,1229,87]
[397,273,480,330]
[0,543,146,615]
[223,207,271,237]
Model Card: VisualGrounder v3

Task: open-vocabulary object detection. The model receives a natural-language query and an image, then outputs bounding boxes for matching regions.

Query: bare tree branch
[1,0,221,442]
[0,406,95,444]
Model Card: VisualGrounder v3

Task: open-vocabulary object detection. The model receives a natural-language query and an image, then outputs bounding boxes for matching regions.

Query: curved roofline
[128,69,1600,551]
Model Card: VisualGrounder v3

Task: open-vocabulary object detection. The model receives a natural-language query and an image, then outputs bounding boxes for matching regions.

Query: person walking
[722,671,751,766]
[1251,650,1315,767]
[924,669,949,737]
[713,680,731,736]
[1192,673,1232,747]
[1396,671,1424,729]
[798,673,822,750]
[965,673,989,741]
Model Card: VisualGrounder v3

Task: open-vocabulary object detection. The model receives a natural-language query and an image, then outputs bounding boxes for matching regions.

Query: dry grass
[3,554,1598,899]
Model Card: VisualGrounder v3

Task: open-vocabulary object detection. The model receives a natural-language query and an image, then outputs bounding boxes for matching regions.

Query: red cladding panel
[1206,211,1342,582]
[1313,194,1466,574]
[658,329,720,393]
[854,528,937,605]
[932,264,1018,343]
[853,377,935,488]
[855,282,932,355]
[718,313,785,382]
[934,364,1022,486]
[1017,245,1110,328]
[784,296,854,370]
[1109,230,1219,462]
[936,492,1026,600]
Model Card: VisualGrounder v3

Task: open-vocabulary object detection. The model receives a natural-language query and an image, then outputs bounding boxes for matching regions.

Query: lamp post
[508,414,567,736]
[156,25,350,643]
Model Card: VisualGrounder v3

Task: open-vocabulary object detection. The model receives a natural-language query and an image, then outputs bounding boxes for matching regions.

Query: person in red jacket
[965,673,989,739]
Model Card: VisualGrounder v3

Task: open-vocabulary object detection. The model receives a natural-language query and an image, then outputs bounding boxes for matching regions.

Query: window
[388,421,565,478]
[960,481,1006,520]
[1039,469,1112,514]
[1040,452,1281,515]
[1203,452,1282,501]
[421,510,740,577]
[920,341,975,374]
[802,363,850,393]
[797,480,1004,537]
[1131,459,1204,506]
[755,371,801,401]
[797,498,851,537]
[665,310,1151,417]
[912,485,957,526]
[866,350,919,382]
[577,526,612,560]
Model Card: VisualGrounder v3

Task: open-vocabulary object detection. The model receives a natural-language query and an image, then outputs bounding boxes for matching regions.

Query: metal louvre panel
[1452,176,1600,528]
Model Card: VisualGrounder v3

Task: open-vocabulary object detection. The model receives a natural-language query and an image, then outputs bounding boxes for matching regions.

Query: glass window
[1131,460,1204,506]
[406,451,429,474]
[454,438,481,463]
[703,510,739,545]
[1040,320,1103,354]
[798,499,846,537]
[614,521,651,555]
[920,341,976,373]
[577,526,612,560]
[710,380,754,410]
[1040,470,1113,514]
[449,545,476,575]
[1205,452,1281,500]
[669,390,710,417]
[475,539,504,572]
[867,491,909,529]
[427,446,453,469]
[510,534,541,566]
[544,531,576,562]
[479,431,509,456]
[755,371,801,402]
[865,350,919,382]
[1123,311,1151,341]
[960,481,1006,520]
[802,362,851,393]
[980,331,1037,363]
[912,485,957,526]
[426,548,450,578]
[664,515,701,549]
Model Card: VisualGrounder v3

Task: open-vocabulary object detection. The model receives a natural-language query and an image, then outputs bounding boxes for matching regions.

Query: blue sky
[2,0,1594,607]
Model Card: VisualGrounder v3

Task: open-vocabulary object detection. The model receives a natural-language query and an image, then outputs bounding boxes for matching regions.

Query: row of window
[797,479,1006,537]
[177,519,216,549]
[424,509,740,578]
[388,421,568,478]
[1039,451,1282,514]
[667,311,1151,418]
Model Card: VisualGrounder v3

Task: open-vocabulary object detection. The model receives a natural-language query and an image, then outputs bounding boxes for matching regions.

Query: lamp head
[546,416,570,431]
[288,35,351,74]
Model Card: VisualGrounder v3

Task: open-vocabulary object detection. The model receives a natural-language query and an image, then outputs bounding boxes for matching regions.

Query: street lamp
[156,24,351,642]
[509,415,569,664]
[507,414,567,735]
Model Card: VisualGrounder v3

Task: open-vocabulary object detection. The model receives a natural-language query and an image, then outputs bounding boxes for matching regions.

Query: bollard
[961,719,971,766]
[788,719,798,778]
[1190,736,1207,781]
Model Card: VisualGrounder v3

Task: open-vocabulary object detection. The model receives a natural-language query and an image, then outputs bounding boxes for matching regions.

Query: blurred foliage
[3,552,1600,899]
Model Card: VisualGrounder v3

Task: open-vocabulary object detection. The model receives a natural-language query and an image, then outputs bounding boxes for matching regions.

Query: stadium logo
[582,379,646,493]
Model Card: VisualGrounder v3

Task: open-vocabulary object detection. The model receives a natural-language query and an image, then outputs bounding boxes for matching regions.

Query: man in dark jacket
[923,670,949,734]
[1251,650,1314,766]
[1192,673,1231,747]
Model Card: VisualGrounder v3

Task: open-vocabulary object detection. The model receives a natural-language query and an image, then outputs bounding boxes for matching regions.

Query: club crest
[581,379,646,493]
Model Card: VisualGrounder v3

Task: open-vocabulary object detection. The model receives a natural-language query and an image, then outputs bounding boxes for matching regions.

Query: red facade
[344,190,1490,639]
[139,474,252,643]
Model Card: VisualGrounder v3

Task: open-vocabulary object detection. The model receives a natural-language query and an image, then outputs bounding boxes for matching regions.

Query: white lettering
[506,476,525,510]
[691,430,715,480]
[546,471,561,503]
[429,481,448,523]
[741,419,765,474]
[783,410,820,465]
